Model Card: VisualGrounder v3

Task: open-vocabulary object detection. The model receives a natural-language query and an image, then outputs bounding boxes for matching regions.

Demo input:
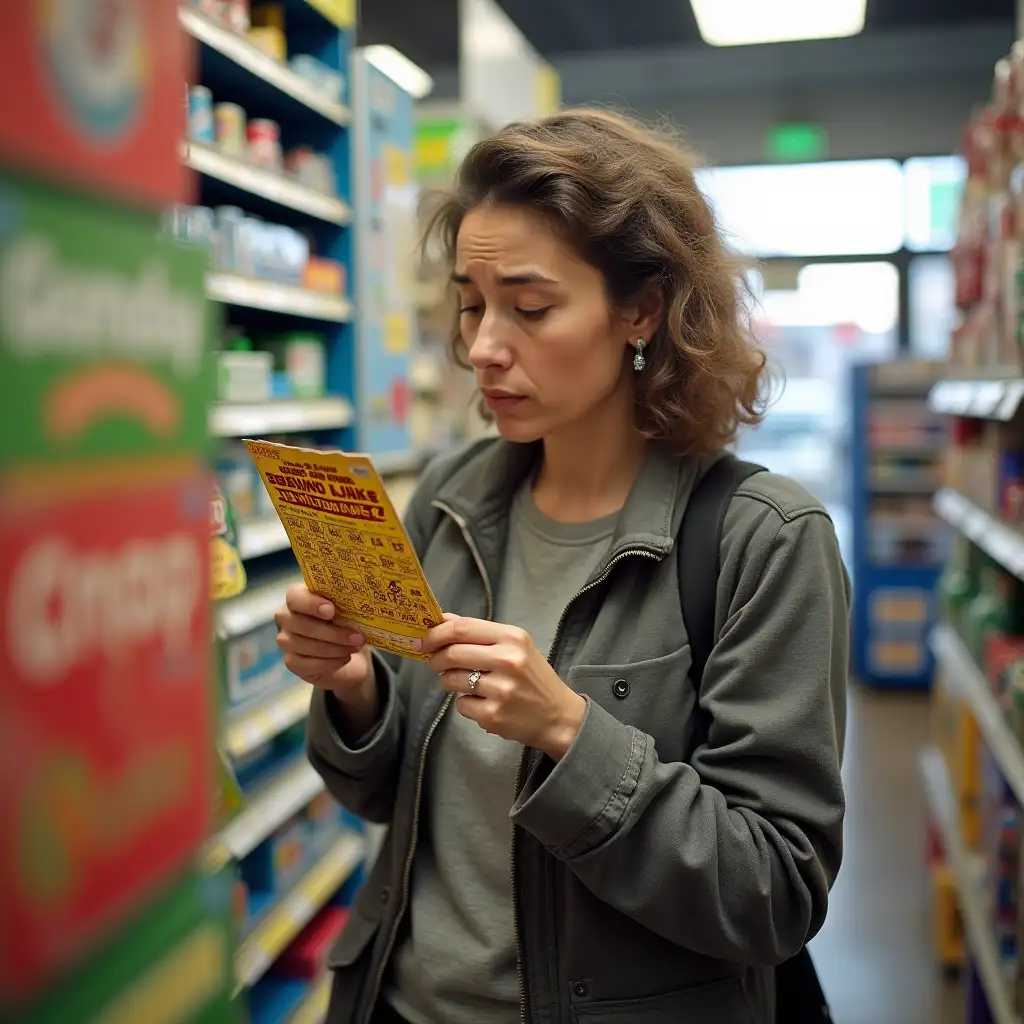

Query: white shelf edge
[217,759,325,861]
[238,517,291,559]
[933,488,1024,583]
[183,141,350,224]
[919,746,1022,1024]
[179,6,349,125]
[218,573,301,638]
[224,683,313,759]
[927,378,1024,422]
[206,273,353,322]
[930,624,1024,808]
[210,397,353,438]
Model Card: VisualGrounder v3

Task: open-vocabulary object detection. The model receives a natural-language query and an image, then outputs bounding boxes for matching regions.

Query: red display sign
[0,0,193,209]
[0,476,213,998]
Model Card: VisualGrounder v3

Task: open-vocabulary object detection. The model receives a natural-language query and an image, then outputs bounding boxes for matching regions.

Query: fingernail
[412,638,422,651]
[318,603,335,619]
[347,632,364,646]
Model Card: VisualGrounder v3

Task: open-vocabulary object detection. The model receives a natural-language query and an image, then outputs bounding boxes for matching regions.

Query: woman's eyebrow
[451,270,559,285]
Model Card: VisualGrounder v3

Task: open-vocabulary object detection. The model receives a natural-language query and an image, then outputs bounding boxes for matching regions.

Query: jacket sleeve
[305,477,438,824]
[510,506,849,966]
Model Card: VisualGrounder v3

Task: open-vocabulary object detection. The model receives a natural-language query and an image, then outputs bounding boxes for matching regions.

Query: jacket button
[612,678,629,699]
[380,887,390,905]
[572,981,589,998]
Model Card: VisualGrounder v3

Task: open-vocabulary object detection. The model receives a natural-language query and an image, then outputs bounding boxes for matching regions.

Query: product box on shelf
[223,620,289,708]
[241,814,309,898]
[931,865,966,968]
[273,906,350,980]
[0,0,193,210]
[7,867,237,1024]
[0,173,215,472]
[0,473,215,999]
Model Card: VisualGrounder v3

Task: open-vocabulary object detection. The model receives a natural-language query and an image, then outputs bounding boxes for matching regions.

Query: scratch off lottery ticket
[244,439,443,661]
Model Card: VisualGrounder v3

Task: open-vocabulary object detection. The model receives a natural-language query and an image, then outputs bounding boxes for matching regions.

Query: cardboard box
[0,0,193,209]
[7,869,238,1024]
[0,473,214,998]
[0,173,215,473]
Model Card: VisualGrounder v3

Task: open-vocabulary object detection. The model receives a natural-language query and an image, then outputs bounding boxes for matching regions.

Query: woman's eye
[459,305,482,316]
[517,307,551,321]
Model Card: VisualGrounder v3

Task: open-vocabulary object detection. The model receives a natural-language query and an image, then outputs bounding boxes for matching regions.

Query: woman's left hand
[418,615,587,760]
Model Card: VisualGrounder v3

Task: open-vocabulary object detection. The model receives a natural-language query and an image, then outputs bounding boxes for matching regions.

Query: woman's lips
[482,391,526,413]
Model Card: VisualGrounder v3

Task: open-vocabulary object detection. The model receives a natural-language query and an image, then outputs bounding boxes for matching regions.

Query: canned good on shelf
[188,86,215,144]
[248,118,282,171]
[215,102,247,158]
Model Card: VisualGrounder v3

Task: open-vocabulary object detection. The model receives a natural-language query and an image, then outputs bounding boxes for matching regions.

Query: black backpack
[678,455,832,1024]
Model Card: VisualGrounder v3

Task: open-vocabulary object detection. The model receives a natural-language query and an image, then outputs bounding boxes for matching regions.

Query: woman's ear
[622,283,666,341]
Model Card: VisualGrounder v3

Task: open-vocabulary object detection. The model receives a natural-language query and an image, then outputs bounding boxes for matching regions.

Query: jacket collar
[432,437,701,562]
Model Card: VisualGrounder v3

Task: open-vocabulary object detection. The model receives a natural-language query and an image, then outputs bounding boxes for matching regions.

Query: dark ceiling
[358,0,1015,72]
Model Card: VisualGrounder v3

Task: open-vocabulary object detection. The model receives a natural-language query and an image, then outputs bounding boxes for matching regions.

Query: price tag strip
[235,832,365,991]
[224,684,314,759]
[928,379,1024,422]
[244,440,444,661]
[933,488,1024,582]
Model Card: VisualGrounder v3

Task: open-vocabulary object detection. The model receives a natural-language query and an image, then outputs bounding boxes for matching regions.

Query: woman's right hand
[275,584,374,697]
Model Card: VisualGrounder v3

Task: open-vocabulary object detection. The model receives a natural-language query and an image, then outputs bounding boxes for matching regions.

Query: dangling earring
[633,338,646,373]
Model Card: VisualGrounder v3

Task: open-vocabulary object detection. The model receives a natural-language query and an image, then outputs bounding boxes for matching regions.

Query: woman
[277,108,849,1024]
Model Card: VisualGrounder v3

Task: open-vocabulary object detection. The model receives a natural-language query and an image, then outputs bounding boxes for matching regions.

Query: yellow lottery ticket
[244,439,443,661]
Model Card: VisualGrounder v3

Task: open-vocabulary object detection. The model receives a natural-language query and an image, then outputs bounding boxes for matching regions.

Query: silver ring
[467,669,483,693]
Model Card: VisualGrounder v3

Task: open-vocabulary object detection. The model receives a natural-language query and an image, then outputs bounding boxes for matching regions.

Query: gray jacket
[308,438,848,1024]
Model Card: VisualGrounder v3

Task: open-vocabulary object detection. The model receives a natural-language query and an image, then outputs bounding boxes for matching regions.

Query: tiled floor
[810,685,964,1024]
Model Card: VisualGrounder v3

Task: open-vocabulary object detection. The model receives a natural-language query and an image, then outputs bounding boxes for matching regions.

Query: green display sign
[766,123,829,163]
[0,173,215,469]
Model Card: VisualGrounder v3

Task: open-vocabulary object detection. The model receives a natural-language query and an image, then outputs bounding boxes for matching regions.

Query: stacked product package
[931,40,1024,1009]
[0,4,238,1022]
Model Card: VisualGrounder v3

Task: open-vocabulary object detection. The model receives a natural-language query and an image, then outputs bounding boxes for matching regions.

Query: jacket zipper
[512,544,662,1023]
[361,502,495,1024]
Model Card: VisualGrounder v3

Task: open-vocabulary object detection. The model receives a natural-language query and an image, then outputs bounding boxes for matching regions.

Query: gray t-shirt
[385,483,618,1024]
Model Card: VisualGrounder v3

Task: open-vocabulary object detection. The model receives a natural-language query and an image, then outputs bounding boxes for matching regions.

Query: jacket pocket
[572,976,756,1024]
[567,645,697,762]
[327,907,382,969]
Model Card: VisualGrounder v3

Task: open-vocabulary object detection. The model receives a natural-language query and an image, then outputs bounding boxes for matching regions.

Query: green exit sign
[766,123,829,163]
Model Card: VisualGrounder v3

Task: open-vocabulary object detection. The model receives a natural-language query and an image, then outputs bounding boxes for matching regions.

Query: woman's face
[454,203,638,444]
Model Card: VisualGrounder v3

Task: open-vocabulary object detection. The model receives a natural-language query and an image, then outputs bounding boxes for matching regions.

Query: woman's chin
[493,418,544,444]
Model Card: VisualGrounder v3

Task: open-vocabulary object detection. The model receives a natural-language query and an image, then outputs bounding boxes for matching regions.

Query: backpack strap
[677,454,833,1023]
[677,455,766,687]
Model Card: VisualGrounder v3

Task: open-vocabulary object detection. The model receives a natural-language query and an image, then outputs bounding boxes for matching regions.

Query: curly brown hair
[422,107,769,456]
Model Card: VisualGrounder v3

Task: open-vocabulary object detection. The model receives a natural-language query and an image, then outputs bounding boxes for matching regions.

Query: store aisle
[810,686,963,1024]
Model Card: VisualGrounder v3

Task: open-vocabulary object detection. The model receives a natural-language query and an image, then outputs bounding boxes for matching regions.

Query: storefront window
[696,160,905,258]
[908,254,956,359]
[903,156,965,253]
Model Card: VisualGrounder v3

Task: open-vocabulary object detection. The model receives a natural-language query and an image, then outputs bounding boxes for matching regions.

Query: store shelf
[183,141,350,224]
[919,746,1021,1024]
[239,517,291,559]
[869,475,939,495]
[287,975,332,1024]
[218,572,301,638]
[210,398,353,438]
[930,624,1024,808]
[235,832,364,990]
[224,684,313,759]
[214,758,326,866]
[178,6,349,125]
[207,273,354,321]
[928,377,1024,421]
[933,488,1024,582]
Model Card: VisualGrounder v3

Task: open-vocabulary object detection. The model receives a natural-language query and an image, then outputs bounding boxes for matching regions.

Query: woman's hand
[275,585,372,691]
[418,615,587,760]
